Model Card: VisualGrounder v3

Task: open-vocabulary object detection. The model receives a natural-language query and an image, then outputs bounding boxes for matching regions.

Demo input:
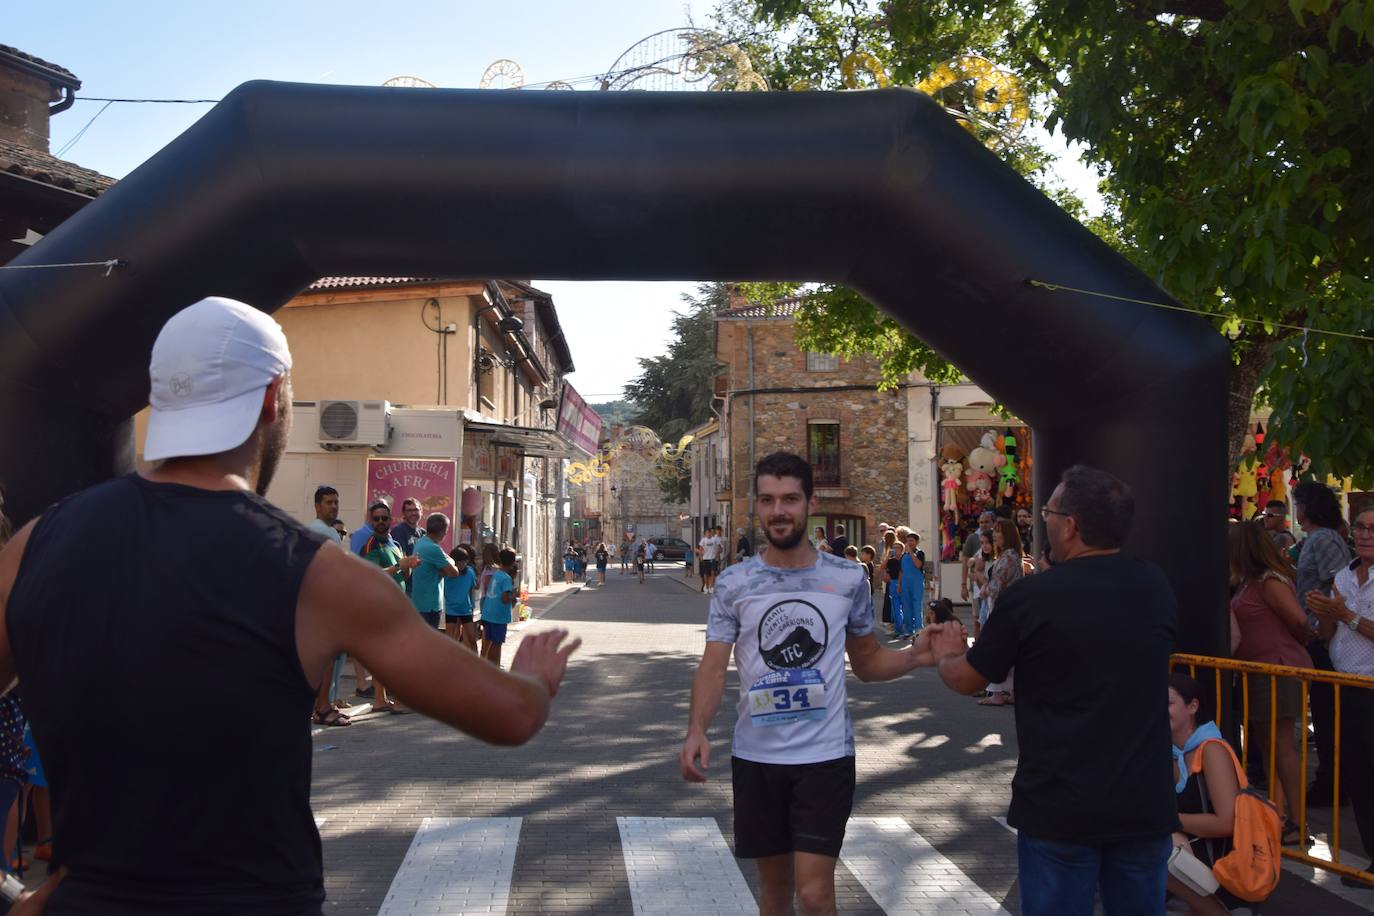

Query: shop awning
[464,420,579,459]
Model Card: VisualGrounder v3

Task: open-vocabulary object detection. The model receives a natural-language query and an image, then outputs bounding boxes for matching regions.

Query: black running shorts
[730,755,856,859]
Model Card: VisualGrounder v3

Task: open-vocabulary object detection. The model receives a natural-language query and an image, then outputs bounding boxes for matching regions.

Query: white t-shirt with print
[705,552,875,764]
[700,535,722,561]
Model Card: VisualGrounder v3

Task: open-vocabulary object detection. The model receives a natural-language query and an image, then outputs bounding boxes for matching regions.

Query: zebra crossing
[367,815,1009,915]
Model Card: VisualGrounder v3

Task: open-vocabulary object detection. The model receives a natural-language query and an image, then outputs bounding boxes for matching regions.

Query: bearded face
[756,474,813,551]
[254,379,291,496]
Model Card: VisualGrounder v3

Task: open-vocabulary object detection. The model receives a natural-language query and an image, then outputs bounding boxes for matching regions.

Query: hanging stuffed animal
[941,459,964,513]
[966,432,1001,508]
[1234,458,1259,519]
[997,427,1020,501]
[939,443,966,514]
[941,511,959,561]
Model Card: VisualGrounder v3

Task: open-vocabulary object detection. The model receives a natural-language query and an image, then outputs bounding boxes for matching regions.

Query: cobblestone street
[309,568,1372,914]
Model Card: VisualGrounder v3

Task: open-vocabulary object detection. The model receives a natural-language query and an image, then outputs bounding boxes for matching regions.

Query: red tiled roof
[0,139,113,197]
[715,296,805,320]
[306,276,437,291]
[0,45,80,88]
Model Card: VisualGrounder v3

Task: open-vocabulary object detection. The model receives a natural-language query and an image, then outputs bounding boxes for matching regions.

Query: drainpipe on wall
[747,321,757,542]
[928,383,941,589]
[709,396,726,537]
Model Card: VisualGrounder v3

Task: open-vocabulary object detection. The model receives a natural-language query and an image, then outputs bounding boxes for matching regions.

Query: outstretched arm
[846,626,952,682]
[679,641,732,782]
[931,624,988,695]
[297,545,579,746]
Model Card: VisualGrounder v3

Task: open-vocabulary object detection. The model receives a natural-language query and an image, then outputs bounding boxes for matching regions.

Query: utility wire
[0,259,125,276]
[73,96,219,103]
[54,100,113,157]
[1027,279,1374,344]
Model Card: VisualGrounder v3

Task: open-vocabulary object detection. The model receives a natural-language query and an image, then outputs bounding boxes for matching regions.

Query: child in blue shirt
[480,547,517,667]
[444,545,480,652]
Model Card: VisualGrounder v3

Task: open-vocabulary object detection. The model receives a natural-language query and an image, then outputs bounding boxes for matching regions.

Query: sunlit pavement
[309,568,1372,914]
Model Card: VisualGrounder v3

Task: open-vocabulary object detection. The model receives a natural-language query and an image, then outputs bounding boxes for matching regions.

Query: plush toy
[965,432,1001,507]
[941,459,964,512]
[1233,458,1259,519]
[941,512,959,561]
[1268,463,1289,506]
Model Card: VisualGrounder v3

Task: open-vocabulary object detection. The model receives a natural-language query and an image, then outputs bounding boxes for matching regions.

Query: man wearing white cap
[0,297,580,914]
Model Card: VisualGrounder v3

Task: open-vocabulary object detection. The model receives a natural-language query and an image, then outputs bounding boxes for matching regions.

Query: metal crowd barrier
[1172,652,1374,886]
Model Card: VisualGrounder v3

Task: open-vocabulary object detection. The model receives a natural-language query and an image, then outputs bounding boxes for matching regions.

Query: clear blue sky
[9,2,1097,402]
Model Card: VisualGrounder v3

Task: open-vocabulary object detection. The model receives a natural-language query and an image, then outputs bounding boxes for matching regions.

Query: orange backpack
[1189,738,1283,902]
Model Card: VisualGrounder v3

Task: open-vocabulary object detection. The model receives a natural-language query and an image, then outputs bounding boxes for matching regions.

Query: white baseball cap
[144,296,292,462]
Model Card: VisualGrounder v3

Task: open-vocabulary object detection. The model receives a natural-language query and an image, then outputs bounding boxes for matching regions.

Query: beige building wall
[132,281,550,461]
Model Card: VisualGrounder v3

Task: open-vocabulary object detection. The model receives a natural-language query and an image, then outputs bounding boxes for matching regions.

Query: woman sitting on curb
[1168,673,1245,916]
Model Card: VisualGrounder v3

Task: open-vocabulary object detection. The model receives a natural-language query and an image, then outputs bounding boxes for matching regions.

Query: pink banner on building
[557,383,603,456]
[366,458,458,551]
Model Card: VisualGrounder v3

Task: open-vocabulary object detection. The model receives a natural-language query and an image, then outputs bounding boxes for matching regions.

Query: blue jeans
[1017,832,1170,916]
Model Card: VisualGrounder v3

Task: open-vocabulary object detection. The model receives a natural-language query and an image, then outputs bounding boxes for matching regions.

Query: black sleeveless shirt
[7,474,327,914]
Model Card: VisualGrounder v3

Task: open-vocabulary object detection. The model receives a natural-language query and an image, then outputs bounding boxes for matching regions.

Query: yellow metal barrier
[1172,653,1374,887]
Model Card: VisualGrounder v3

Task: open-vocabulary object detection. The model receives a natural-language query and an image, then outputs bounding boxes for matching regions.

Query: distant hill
[591,399,638,429]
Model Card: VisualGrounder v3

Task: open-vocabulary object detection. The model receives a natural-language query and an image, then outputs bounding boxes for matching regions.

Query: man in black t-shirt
[933,465,1179,916]
[390,498,423,595]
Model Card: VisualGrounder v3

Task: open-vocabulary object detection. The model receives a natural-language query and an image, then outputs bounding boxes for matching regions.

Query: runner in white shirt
[678,451,956,915]
[699,527,724,594]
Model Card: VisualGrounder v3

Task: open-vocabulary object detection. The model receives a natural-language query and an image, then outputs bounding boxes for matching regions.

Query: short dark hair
[402,497,421,511]
[1168,671,1205,721]
[755,451,813,498]
[425,513,450,536]
[929,597,956,623]
[1057,465,1134,549]
[498,547,517,567]
[1292,480,1343,530]
[314,485,338,505]
[368,500,391,516]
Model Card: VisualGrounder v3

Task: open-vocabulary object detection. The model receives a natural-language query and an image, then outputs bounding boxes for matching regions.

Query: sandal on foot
[312,707,351,727]
[1281,819,1307,846]
[978,693,1012,707]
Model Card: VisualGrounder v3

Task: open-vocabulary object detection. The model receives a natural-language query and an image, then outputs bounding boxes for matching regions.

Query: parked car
[648,537,692,561]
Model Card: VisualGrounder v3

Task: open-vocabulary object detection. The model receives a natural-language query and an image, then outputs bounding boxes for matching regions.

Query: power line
[73,96,219,104]
[1027,279,1374,344]
[55,100,113,157]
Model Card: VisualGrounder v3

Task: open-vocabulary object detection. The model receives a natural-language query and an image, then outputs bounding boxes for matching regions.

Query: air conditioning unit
[317,399,391,447]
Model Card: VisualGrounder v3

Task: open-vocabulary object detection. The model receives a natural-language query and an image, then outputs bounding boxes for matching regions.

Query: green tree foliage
[720,0,1374,484]
[590,399,639,428]
[623,283,728,501]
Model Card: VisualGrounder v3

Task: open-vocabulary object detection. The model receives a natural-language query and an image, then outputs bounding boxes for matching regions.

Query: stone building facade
[715,301,910,552]
[0,43,114,264]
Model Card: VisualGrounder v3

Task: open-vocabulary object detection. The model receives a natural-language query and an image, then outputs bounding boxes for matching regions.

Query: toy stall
[934,421,1033,600]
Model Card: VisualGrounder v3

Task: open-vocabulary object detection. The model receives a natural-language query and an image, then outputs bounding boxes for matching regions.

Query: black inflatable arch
[0,82,1229,652]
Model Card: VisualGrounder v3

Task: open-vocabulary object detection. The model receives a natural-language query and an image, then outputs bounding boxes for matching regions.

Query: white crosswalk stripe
[840,816,1012,915]
[617,817,757,915]
[361,814,1013,915]
[376,816,522,916]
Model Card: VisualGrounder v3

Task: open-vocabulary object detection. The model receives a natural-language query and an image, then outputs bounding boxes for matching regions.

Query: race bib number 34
[748,669,827,727]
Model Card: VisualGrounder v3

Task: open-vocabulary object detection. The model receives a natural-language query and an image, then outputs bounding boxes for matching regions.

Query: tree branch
[1005,22,1066,97]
